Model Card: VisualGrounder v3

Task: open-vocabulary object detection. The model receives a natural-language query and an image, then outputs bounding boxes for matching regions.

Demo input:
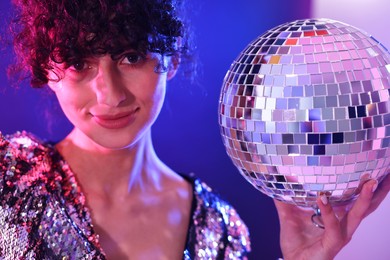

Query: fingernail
[320,194,328,205]
[372,180,378,193]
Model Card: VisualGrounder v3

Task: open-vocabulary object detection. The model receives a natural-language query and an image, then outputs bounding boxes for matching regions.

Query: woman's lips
[93,109,138,129]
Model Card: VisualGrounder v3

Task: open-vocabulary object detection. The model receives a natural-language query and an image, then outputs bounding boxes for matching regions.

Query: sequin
[0,132,250,259]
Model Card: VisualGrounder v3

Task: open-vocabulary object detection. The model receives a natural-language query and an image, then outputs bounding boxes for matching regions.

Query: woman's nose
[94,62,127,107]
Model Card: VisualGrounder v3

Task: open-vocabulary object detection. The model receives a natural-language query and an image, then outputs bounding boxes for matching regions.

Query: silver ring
[311,207,325,229]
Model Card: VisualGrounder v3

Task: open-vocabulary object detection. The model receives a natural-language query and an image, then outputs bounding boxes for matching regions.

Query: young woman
[1,0,389,259]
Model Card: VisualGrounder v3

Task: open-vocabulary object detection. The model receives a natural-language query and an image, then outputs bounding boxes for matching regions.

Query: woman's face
[48,52,177,150]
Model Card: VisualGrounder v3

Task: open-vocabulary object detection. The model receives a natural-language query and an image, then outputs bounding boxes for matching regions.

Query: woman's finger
[316,195,345,253]
[364,174,390,217]
[273,199,300,229]
[344,179,377,237]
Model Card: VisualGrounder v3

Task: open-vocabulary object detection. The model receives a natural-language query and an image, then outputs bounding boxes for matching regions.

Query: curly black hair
[10,0,193,87]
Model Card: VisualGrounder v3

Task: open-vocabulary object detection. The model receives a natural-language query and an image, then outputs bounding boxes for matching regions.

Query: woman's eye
[122,53,145,65]
[69,61,89,71]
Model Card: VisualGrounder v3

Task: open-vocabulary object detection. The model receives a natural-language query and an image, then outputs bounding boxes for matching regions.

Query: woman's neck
[55,128,174,202]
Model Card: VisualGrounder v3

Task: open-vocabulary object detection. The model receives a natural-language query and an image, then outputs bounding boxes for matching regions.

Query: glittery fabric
[219,18,390,208]
[0,131,250,259]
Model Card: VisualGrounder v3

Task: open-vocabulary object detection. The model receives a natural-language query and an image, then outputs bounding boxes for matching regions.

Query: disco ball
[219,18,390,208]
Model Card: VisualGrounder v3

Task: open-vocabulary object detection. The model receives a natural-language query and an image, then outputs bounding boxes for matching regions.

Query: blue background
[0,1,312,258]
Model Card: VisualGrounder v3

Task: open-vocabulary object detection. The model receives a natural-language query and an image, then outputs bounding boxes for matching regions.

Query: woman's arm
[275,174,390,260]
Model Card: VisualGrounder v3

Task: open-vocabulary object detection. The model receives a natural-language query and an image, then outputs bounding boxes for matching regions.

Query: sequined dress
[0,132,250,259]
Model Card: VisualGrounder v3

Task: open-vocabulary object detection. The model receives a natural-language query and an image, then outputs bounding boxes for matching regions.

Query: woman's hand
[274,174,390,260]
